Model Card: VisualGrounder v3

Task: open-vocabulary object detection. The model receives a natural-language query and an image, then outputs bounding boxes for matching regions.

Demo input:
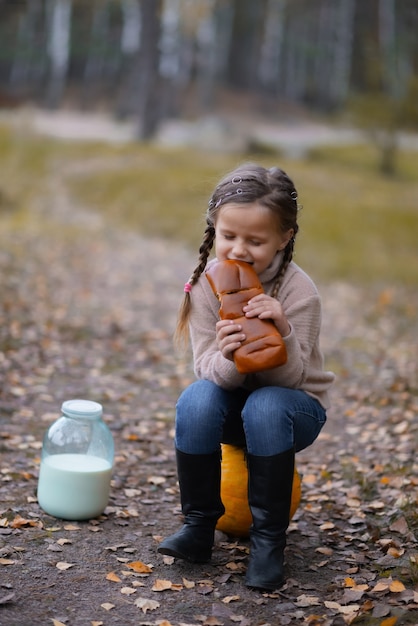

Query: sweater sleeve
[246,267,335,407]
[249,293,322,388]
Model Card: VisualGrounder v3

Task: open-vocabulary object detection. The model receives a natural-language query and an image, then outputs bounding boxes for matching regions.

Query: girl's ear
[278,229,294,251]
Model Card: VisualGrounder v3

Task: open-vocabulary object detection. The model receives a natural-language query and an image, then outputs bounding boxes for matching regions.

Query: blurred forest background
[1,0,418,285]
[1,0,418,155]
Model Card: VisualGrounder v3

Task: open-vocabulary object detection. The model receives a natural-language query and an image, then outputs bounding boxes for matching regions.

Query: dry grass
[1,123,417,286]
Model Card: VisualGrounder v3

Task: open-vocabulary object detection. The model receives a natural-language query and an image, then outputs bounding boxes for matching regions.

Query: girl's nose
[232,242,247,259]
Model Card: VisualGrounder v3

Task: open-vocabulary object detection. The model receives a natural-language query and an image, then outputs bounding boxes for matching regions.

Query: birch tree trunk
[158,0,182,118]
[121,0,141,55]
[258,0,285,94]
[46,0,72,108]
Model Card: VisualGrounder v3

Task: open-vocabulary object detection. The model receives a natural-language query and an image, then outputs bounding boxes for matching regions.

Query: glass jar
[37,399,114,520]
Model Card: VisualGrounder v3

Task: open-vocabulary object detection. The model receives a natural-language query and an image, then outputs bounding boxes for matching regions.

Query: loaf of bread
[206,260,287,374]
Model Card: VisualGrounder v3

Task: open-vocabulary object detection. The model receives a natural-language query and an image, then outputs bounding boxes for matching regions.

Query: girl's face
[214,201,293,275]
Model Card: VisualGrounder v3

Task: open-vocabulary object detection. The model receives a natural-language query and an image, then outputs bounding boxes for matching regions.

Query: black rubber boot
[245,448,295,591]
[157,449,225,563]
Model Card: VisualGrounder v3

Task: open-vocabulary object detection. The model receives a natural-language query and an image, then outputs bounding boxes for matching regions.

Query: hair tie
[184,282,192,293]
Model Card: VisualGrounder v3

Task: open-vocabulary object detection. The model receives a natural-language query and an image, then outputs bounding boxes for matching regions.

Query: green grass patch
[0,124,49,216]
[69,146,240,246]
[1,122,418,286]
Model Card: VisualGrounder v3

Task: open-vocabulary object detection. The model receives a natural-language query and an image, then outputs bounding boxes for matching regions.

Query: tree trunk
[330,0,356,106]
[226,0,267,90]
[121,0,141,55]
[196,8,218,111]
[9,0,45,91]
[137,0,163,140]
[258,0,285,93]
[379,129,398,175]
[46,0,72,109]
[379,0,399,96]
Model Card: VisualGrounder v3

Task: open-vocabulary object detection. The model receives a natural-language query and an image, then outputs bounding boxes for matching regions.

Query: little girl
[158,163,335,591]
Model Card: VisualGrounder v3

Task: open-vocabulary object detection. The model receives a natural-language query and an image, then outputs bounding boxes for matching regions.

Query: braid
[191,223,216,285]
[271,236,297,299]
[174,223,215,348]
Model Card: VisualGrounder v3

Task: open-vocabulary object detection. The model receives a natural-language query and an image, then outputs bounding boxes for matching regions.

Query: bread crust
[206,260,287,374]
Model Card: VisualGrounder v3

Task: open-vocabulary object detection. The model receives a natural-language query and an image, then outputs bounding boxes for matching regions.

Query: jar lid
[61,399,103,419]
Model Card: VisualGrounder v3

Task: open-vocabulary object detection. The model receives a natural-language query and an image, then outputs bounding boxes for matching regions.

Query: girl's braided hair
[175,163,300,346]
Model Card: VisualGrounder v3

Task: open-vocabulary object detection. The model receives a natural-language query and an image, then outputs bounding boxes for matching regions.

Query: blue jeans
[175,380,327,456]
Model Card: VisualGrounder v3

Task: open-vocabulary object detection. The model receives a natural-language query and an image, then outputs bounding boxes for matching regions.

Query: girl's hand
[243,294,291,337]
[216,319,246,361]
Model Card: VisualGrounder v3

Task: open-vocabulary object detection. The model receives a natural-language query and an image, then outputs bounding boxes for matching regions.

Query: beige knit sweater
[188,253,335,410]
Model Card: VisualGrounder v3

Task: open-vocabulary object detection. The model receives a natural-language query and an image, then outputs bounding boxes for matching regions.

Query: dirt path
[0,129,417,626]
[3,106,418,156]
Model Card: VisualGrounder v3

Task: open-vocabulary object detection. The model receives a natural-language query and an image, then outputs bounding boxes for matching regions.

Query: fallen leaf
[147,475,166,485]
[389,580,405,593]
[134,597,160,613]
[162,554,175,565]
[0,559,15,566]
[11,515,40,529]
[121,586,136,595]
[56,538,72,546]
[124,488,142,497]
[367,501,385,510]
[324,600,361,615]
[52,620,66,626]
[222,595,240,603]
[106,572,121,583]
[295,594,321,607]
[56,562,74,570]
[380,618,398,626]
[389,517,409,534]
[104,543,129,552]
[126,561,152,574]
[47,544,63,552]
[152,579,173,592]
[100,603,115,611]
[387,547,404,558]
[346,497,361,507]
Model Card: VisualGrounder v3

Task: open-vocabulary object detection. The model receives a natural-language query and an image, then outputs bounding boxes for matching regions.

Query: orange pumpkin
[216,444,302,537]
